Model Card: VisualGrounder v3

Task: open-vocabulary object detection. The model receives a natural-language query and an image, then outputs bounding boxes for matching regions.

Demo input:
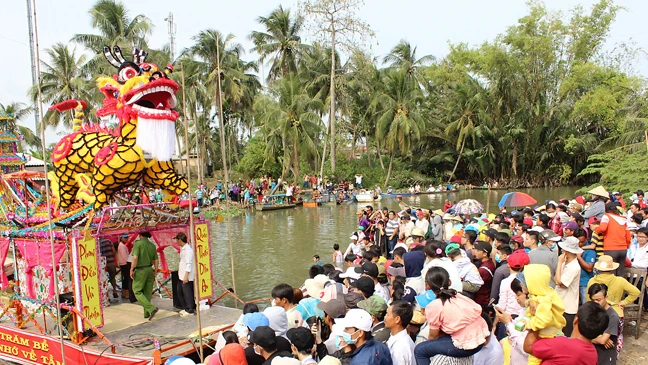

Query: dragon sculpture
[50,46,188,210]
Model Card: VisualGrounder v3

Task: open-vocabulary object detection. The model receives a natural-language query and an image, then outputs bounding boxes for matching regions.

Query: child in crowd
[332,244,344,269]
[231,303,260,343]
[575,228,596,304]
[588,217,604,256]
[521,264,566,365]
[494,277,530,365]
[446,243,483,298]
[589,284,620,365]
[523,302,608,365]
[413,267,489,365]
[555,236,582,337]
[271,283,303,329]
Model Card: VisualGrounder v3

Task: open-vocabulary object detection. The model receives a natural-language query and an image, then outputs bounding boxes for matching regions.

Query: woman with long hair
[413,267,489,365]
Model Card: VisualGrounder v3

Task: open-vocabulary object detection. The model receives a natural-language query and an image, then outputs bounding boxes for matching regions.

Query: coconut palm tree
[72,0,152,75]
[29,43,93,129]
[256,76,324,179]
[249,5,306,81]
[371,68,427,185]
[383,40,435,77]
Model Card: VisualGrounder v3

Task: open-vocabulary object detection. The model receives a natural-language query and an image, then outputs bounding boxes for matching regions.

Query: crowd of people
[199,185,647,365]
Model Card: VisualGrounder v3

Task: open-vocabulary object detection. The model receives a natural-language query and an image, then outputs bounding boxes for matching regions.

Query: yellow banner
[194,223,213,300]
[77,238,103,327]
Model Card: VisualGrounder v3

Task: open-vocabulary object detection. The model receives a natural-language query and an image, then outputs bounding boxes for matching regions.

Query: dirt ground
[619,318,648,365]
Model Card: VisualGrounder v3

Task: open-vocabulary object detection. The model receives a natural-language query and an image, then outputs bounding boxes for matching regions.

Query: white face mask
[271,299,277,307]
[253,345,261,356]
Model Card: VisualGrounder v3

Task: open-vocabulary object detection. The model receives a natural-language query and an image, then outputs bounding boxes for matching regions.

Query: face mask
[495,253,501,264]
[334,336,345,350]
[271,299,277,307]
[550,242,557,251]
[342,330,358,345]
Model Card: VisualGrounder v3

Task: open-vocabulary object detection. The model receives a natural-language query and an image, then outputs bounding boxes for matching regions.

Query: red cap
[575,195,585,205]
[523,218,534,226]
[588,217,601,225]
[507,251,530,269]
[450,235,462,243]
[511,235,524,244]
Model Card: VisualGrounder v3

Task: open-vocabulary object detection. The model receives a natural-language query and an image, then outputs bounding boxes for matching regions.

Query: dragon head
[96,46,179,161]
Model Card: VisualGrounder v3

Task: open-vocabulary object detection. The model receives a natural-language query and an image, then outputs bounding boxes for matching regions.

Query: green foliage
[577,149,648,196]
[235,137,282,178]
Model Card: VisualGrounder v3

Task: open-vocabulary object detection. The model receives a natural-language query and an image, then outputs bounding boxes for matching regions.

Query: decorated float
[0,47,244,365]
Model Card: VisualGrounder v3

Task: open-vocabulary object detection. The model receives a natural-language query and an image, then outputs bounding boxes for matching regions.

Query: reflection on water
[209,186,579,303]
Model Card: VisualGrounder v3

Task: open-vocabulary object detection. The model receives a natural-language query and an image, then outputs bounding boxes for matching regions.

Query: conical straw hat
[587,186,609,198]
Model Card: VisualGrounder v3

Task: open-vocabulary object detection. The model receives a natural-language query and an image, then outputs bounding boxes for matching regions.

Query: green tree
[0,103,41,151]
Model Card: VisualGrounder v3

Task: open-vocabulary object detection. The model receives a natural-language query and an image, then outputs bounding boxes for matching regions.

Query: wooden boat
[474,187,509,191]
[255,194,296,211]
[303,201,321,208]
[355,193,382,202]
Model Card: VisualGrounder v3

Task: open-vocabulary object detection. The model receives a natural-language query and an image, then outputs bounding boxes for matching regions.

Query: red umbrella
[498,192,537,208]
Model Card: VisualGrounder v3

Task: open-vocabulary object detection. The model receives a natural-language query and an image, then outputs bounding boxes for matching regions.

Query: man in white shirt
[175,233,196,316]
[555,236,582,337]
[385,301,415,365]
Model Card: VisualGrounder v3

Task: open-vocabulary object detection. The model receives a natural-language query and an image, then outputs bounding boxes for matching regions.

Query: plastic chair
[624,267,647,339]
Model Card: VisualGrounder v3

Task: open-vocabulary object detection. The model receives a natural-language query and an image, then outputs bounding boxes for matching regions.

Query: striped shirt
[386,218,399,236]
[592,231,604,257]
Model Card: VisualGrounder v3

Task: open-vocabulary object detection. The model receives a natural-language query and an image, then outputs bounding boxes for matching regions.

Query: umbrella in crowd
[498,192,537,208]
[454,199,484,215]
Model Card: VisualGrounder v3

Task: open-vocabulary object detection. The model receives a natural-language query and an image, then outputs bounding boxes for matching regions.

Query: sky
[2,0,648,144]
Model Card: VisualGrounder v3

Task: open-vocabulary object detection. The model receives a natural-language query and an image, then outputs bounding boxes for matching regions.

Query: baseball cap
[474,241,492,255]
[558,236,583,254]
[349,233,358,240]
[511,235,524,244]
[286,327,315,352]
[540,229,561,242]
[507,251,530,269]
[387,263,405,277]
[339,266,362,280]
[444,243,460,255]
[334,308,373,332]
[250,326,276,349]
[523,218,534,226]
[357,295,387,317]
[343,291,364,309]
[401,285,417,303]
[316,299,346,319]
[588,217,601,225]
[361,262,379,278]
[243,312,269,330]
[564,221,579,231]
[483,228,498,240]
[414,289,437,309]
[350,277,375,298]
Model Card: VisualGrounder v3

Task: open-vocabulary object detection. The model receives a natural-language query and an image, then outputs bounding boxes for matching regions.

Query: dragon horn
[102,46,121,68]
[138,49,148,64]
[113,46,126,64]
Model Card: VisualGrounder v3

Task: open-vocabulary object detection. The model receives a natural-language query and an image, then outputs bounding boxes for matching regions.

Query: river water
[208,186,579,304]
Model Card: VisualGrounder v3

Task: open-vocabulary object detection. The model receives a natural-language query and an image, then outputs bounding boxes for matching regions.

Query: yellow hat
[587,186,609,198]
[594,255,619,272]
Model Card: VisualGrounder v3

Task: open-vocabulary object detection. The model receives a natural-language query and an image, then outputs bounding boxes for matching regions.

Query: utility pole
[164,12,176,61]
[215,36,229,187]
[25,0,40,133]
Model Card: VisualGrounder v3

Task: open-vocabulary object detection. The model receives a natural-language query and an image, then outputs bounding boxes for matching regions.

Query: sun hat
[529,226,544,233]
[243,312,270,330]
[318,356,342,365]
[558,237,583,254]
[334,308,373,332]
[464,225,479,233]
[450,216,464,223]
[414,289,437,309]
[443,213,453,220]
[339,266,362,280]
[588,186,609,198]
[410,310,426,325]
[304,275,330,299]
[507,251,530,269]
[316,299,346,319]
[594,255,620,272]
[569,203,583,212]
[410,228,426,238]
[433,209,444,216]
[357,295,388,317]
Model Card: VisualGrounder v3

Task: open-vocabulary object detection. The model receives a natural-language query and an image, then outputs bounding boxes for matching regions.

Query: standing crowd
[203,185,647,365]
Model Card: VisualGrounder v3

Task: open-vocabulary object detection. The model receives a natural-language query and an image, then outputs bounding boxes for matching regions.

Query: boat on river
[473,186,510,190]
[355,193,382,202]
[382,189,459,198]
[255,194,296,211]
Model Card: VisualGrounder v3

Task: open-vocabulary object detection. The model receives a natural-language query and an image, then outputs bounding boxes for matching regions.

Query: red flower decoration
[95,142,118,166]
[52,134,76,163]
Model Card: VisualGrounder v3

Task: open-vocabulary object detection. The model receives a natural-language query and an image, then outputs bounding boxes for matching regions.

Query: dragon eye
[118,67,139,82]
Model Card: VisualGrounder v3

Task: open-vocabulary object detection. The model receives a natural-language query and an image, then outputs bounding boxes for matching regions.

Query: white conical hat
[587,186,609,198]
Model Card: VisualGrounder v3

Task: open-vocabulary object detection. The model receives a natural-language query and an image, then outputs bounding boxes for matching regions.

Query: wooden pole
[31,0,66,362]
[215,35,229,189]
[181,65,205,362]
[486,186,491,214]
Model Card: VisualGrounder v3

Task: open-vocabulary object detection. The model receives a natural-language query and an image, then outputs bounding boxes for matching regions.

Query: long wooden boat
[382,189,459,197]
[473,187,510,190]
[355,193,382,202]
[255,194,297,211]
[255,203,296,211]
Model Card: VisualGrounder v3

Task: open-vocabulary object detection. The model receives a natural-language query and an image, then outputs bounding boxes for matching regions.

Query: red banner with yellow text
[194,222,214,300]
[0,325,153,365]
